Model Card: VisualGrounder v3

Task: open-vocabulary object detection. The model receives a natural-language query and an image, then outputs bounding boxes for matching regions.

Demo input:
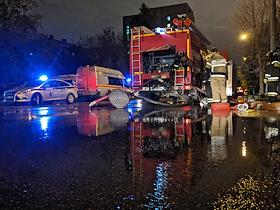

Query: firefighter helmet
[211,47,218,53]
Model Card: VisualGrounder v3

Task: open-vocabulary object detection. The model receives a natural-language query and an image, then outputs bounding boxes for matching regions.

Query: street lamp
[239,32,250,42]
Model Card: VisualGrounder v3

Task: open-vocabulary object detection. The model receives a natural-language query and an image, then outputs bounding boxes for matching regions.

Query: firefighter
[265,47,280,98]
[180,51,193,70]
[171,51,183,86]
[206,48,228,103]
[179,51,193,85]
[173,51,182,68]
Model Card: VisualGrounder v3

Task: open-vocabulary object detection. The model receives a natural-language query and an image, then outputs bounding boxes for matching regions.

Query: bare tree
[79,28,127,73]
[233,0,273,95]
[0,0,41,32]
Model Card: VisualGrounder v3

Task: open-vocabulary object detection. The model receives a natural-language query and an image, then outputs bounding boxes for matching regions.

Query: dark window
[42,81,56,88]
[108,77,123,86]
[54,81,70,87]
[42,80,70,88]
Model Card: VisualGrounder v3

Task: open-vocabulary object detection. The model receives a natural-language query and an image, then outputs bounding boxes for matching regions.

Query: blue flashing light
[136,101,142,108]
[155,27,166,34]
[126,78,132,83]
[127,108,133,114]
[39,75,48,81]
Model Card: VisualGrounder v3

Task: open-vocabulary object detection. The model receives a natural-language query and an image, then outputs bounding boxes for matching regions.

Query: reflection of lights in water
[39,108,49,116]
[28,112,32,121]
[264,127,279,139]
[209,136,227,162]
[39,117,50,141]
[40,117,49,131]
[146,162,171,209]
[242,141,247,157]
[127,107,141,119]
[185,119,191,124]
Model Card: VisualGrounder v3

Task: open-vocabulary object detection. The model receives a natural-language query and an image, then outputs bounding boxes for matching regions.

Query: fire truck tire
[109,90,130,109]
[31,93,42,106]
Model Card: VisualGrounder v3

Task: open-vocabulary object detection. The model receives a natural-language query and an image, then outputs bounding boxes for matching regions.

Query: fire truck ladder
[174,67,185,88]
[131,28,142,87]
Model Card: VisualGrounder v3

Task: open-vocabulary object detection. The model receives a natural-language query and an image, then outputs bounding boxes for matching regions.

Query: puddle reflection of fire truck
[130,110,193,182]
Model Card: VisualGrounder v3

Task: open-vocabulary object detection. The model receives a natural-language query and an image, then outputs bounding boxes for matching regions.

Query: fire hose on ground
[89,89,249,111]
[88,76,249,111]
[89,76,202,108]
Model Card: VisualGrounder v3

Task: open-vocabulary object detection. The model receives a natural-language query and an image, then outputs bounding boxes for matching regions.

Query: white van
[76,66,125,98]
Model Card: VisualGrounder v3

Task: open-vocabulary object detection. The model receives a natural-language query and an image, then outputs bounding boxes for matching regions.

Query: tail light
[184,85,192,90]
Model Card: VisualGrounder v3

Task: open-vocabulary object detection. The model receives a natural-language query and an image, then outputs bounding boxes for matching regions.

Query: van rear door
[77,66,97,96]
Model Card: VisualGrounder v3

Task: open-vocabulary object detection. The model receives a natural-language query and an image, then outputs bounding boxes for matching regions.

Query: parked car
[3,79,78,105]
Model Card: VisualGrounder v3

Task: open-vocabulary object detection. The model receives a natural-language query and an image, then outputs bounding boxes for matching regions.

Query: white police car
[3,79,78,105]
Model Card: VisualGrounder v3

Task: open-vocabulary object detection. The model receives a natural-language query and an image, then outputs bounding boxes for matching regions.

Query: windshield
[22,80,43,87]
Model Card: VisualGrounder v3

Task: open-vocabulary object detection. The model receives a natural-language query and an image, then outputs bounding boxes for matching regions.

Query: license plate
[6,96,14,99]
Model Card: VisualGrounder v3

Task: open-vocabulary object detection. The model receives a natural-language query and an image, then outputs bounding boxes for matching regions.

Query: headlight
[20,89,32,94]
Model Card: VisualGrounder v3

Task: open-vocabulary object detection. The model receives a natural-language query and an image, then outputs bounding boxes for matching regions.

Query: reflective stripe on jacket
[206,52,227,76]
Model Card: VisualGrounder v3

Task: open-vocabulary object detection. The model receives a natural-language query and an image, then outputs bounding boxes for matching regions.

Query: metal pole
[270,0,276,51]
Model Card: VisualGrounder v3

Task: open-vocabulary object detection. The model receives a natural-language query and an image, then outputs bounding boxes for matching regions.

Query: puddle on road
[0,106,279,209]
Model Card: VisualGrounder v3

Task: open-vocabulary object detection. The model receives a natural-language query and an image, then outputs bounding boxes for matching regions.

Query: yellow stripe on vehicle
[98,84,123,89]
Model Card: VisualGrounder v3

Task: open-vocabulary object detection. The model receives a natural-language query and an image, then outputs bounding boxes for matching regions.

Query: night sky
[39,0,241,60]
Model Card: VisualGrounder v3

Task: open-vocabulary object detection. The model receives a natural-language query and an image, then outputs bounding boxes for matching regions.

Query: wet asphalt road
[0,103,279,209]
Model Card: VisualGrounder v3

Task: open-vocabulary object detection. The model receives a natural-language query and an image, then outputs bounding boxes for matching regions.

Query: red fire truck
[129,19,210,103]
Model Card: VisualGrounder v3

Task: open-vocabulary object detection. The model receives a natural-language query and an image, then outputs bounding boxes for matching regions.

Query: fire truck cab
[130,19,210,103]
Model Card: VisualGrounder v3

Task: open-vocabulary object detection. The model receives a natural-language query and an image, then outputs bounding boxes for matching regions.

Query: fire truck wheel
[31,93,42,106]
[66,93,75,104]
[109,90,130,109]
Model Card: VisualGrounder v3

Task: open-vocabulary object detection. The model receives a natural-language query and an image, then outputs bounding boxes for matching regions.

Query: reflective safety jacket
[206,53,227,78]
